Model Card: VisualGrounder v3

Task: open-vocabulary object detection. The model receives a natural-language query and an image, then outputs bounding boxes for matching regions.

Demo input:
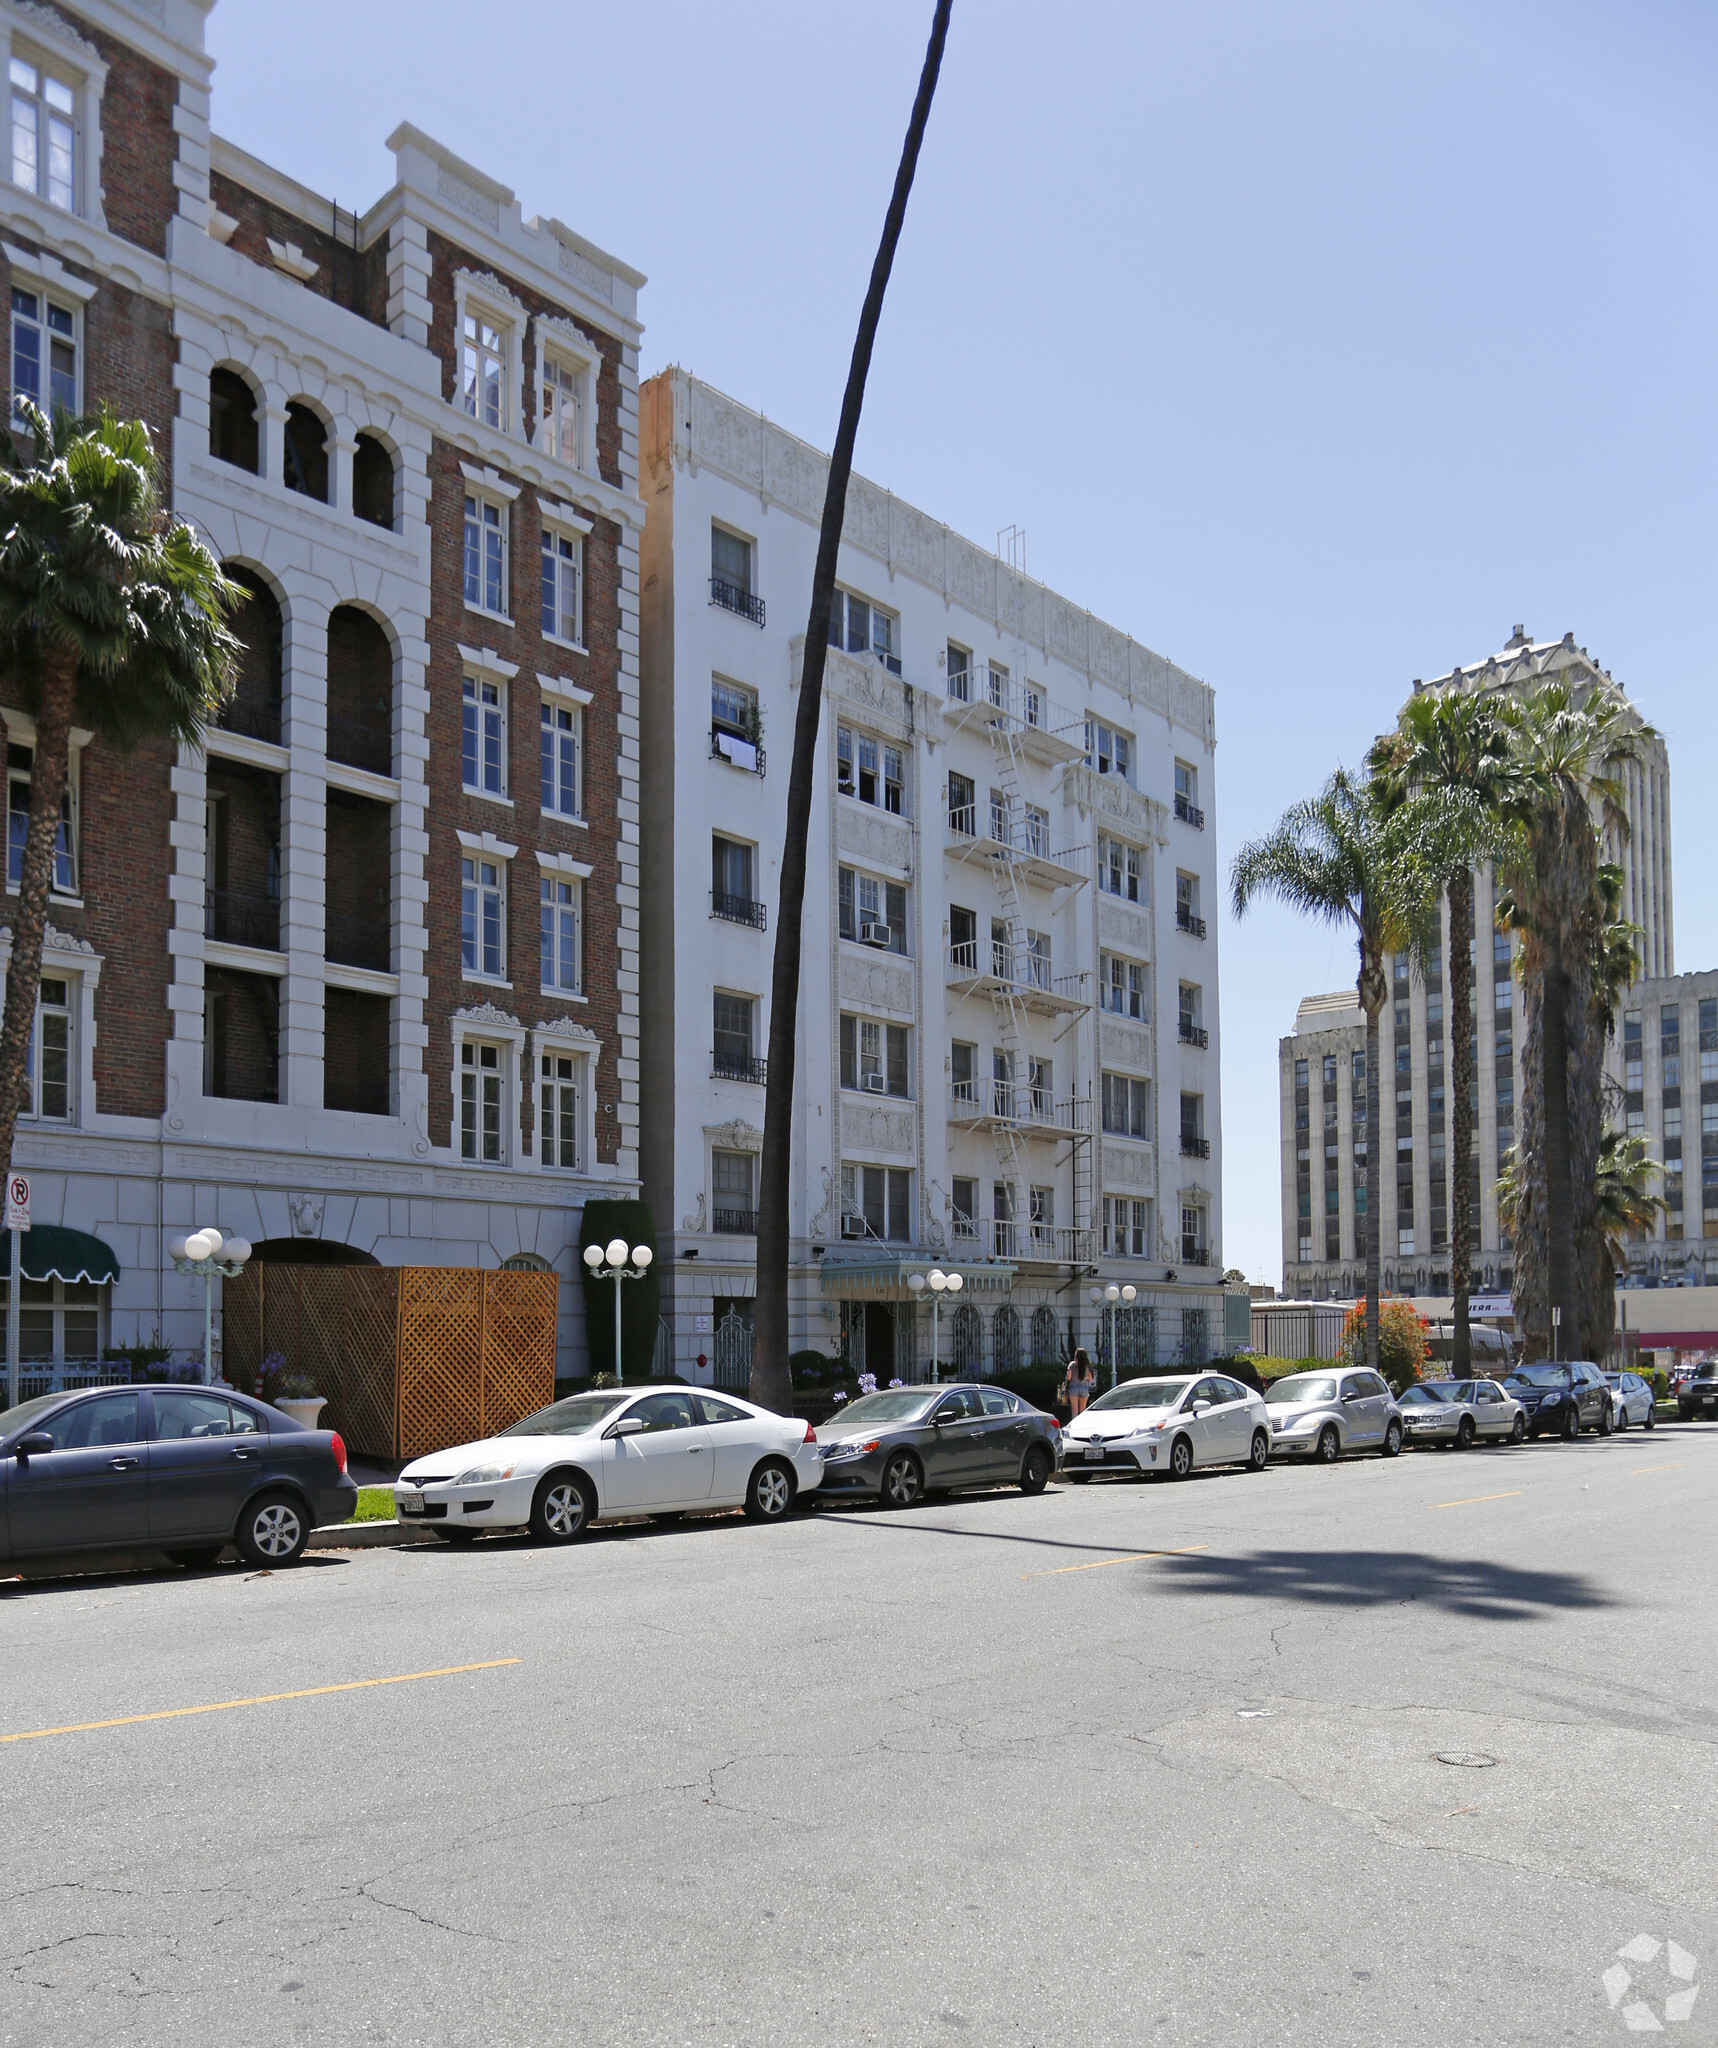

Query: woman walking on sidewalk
[1064,1347,1097,1417]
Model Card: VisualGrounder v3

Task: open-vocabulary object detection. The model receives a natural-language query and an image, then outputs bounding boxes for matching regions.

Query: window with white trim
[10,286,76,424]
[463,493,508,615]
[841,1163,912,1243]
[1101,1072,1149,1138]
[1084,719,1133,783]
[10,55,75,212]
[461,855,505,979]
[837,866,908,954]
[19,1277,101,1362]
[828,589,900,675]
[23,973,72,1120]
[538,353,584,467]
[539,1050,581,1170]
[462,677,506,797]
[540,699,582,819]
[540,527,583,644]
[836,724,905,814]
[461,309,510,431]
[540,875,581,994]
[1102,1196,1151,1259]
[1097,834,1141,903]
[459,1039,506,1162]
[7,741,75,893]
[1100,953,1145,1020]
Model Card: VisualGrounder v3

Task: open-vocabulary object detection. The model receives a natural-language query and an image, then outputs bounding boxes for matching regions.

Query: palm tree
[1232,768,1433,1372]
[1494,680,1648,1362]
[1594,1127,1665,1272]
[1370,688,1516,1374]
[0,405,238,1178]
[753,2,953,1415]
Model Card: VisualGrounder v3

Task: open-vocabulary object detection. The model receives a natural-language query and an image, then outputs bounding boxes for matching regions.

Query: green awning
[0,1226,121,1284]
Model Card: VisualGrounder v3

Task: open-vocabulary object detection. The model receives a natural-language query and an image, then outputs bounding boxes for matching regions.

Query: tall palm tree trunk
[1447,868,1475,1373]
[751,1,952,1415]
[1363,1003,1381,1372]
[1540,944,1579,1351]
[0,652,75,1176]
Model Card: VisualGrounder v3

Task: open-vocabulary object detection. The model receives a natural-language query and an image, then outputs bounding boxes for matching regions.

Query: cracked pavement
[2,1424,1714,2045]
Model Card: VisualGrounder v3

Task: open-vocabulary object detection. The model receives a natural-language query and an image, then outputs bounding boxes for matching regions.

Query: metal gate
[712,1309,753,1390]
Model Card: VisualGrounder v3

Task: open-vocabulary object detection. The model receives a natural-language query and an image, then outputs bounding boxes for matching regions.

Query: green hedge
[577,1199,659,1382]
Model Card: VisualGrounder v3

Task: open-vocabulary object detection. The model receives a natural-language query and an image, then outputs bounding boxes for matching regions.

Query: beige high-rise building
[1278,627,1671,1299]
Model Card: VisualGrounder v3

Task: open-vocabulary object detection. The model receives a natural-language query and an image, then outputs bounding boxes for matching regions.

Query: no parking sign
[4,1173,28,1232]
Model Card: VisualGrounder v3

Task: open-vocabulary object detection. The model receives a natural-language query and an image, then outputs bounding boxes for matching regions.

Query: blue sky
[209,0,1717,1283]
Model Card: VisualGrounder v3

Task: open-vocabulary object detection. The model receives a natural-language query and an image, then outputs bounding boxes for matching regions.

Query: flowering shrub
[1339,1297,1429,1393]
[832,1390,848,1406]
[857,1372,878,1396]
[888,1377,903,1389]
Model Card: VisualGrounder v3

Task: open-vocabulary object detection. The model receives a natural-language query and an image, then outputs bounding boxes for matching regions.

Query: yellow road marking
[1,1659,521,1746]
[1630,1462,1686,1476]
[1021,1544,1209,1579]
[1431,1491,1523,1510]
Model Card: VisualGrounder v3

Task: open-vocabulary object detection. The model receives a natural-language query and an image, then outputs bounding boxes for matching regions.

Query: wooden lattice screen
[222,1265,557,1459]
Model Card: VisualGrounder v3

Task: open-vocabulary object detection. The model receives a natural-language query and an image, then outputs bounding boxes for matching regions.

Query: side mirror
[607,1415,645,1438]
[932,1409,957,1425]
[14,1432,54,1459]
[1190,1400,1210,1416]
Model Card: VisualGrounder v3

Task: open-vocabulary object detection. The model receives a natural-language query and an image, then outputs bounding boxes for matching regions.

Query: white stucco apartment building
[639,369,1226,1384]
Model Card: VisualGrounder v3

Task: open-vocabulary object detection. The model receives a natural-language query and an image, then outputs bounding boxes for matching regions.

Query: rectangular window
[7,743,75,892]
[713,835,756,922]
[836,724,905,813]
[463,494,506,614]
[840,1015,910,1097]
[1101,954,1145,1020]
[713,992,756,1078]
[462,678,505,796]
[1084,720,1133,783]
[951,1040,976,1107]
[539,875,581,993]
[539,529,582,644]
[949,904,977,971]
[951,1177,977,1240]
[828,590,901,674]
[539,356,582,466]
[841,1163,912,1242]
[1097,836,1142,902]
[711,1148,755,1231]
[711,676,757,745]
[24,973,71,1120]
[461,856,505,979]
[9,58,75,212]
[10,286,76,424]
[1101,1072,1149,1138]
[461,311,508,431]
[712,525,753,597]
[539,1051,580,1170]
[1102,1196,1152,1259]
[460,1040,505,1162]
[947,770,975,837]
[946,644,971,701]
[539,700,581,819]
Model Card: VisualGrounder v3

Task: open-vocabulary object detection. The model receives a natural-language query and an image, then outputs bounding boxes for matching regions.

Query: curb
[310,1519,439,1550]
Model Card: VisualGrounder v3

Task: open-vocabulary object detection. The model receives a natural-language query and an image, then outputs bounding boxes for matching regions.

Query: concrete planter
[276,1396,327,1430]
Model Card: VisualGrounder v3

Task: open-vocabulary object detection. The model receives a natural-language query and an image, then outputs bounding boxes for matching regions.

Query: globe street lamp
[583,1237,654,1384]
[167,1228,252,1387]
[907,1267,964,1383]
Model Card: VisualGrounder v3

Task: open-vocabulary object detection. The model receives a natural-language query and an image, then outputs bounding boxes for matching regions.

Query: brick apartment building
[0,0,644,1373]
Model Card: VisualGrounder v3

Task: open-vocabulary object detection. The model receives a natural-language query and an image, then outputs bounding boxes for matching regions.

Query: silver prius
[1265,1368,1403,1463]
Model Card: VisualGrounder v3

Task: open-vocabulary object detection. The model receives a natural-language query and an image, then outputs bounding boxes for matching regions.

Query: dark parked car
[814,1383,1060,1508]
[1676,1360,1718,1421]
[0,1384,356,1569]
[1503,1361,1613,1440]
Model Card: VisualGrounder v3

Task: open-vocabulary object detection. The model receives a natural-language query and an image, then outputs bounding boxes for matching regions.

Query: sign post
[5,1172,30,1411]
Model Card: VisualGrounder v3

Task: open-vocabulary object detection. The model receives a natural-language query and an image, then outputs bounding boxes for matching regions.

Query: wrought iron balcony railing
[712,1049,767,1084]
[206,889,280,952]
[712,890,767,930]
[1178,1021,1209,1048]
[710,575,765,625]
[1174,791,1205,829]
[1176,905,1207,939]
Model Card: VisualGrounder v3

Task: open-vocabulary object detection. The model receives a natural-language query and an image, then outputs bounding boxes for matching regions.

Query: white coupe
[1060,1371,1272,1482]
[394,1386,824,1542]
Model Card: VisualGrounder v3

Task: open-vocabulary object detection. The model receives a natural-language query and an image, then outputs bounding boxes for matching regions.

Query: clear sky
[208,0,1717,1285]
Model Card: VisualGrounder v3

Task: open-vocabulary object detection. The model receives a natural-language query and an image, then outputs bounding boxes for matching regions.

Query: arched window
[352,432,396,529]
[220,570,282,746]
[950,1301,982,1377]
[992,1304,1020,1377]
[282,401,329,502]
[1030,1304,1061,1367]
[209,367,259,473]
[325,606,392,774]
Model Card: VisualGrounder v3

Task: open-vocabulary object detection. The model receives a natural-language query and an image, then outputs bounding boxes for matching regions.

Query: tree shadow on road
[1142,1547,1616,1622]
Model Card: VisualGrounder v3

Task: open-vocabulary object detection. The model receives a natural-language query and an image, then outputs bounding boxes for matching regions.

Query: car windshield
[499,1393,632,1437]
[0,1392,68,1441]
[1264,1375,1337,1406]
[833,1391,939,1424]
[1085,1378,1193,1413]
[1400,1384,1457,1406]
[1508,1365,1572,1388]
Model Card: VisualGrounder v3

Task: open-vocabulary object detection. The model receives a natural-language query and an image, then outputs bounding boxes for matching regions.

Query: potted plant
[274,1372,326,1430]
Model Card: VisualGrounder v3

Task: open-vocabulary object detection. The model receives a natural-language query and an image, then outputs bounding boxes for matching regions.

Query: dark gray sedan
[814,1384,1060,1508]
[0,1384,356,1569]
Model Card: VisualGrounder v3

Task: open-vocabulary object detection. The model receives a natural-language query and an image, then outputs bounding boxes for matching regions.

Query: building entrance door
[866,1301,896,1382]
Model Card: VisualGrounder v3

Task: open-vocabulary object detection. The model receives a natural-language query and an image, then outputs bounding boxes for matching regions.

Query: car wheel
[1598,1401,1613,1437]
[1510,1415,1526,1443]
[1646,1406,1656,1431]
[235,1492,308,1568]
[880,1450,924,1509]
[1315,1425,1340,1465]
[1247,1429,1270,1472]
[1167,1433,1194,1481]
[1613,1404,1627,1432]
[1382,1419,1403,1459]
[1457,1415,1476,1451]
[745,1460,794,1522]
[167,1545,224,1569]
[530,1471,591,1544]
[1018,1444,1054,1495]
[1561,1405,1579,1441]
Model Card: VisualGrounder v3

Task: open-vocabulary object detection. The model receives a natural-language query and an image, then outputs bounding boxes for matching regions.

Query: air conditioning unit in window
[859,921,891,948]
[841,1211,866,1240]
[861,1072,886,1093]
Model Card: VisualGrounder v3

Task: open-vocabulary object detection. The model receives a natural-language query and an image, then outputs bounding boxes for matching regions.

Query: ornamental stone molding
[538,1015,598,1043]
[12,1,101,63]
[454,1002,522,1030]
[456,265,525,314]
[702,1118,763,1152]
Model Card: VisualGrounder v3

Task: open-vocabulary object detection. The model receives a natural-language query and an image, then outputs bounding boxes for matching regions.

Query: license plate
[398,1495,423,1515]
[1084,1446,1104,1462]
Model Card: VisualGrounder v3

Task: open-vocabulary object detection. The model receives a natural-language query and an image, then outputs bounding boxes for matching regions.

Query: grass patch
[352,1486,397,1523]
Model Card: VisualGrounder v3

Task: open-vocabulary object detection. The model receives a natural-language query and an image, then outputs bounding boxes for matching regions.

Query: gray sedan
[1265,1367,1403,1463]
[814,1384,1060,1508]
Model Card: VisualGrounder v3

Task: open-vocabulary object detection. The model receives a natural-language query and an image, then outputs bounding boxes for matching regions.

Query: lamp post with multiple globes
[582,1237,654,1384]
[167,1228,253,1386]
[1087,1280,1138,1389]
[905,1267,964,1383]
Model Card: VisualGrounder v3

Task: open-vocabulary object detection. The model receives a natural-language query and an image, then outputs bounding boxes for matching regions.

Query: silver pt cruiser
[1265,1367,1403,1462]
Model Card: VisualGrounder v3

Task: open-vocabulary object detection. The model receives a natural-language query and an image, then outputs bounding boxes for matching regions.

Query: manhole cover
[1435,1751,1498,1768]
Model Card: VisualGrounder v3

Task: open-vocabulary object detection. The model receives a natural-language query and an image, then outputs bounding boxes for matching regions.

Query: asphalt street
[3,1423,1716,2048]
